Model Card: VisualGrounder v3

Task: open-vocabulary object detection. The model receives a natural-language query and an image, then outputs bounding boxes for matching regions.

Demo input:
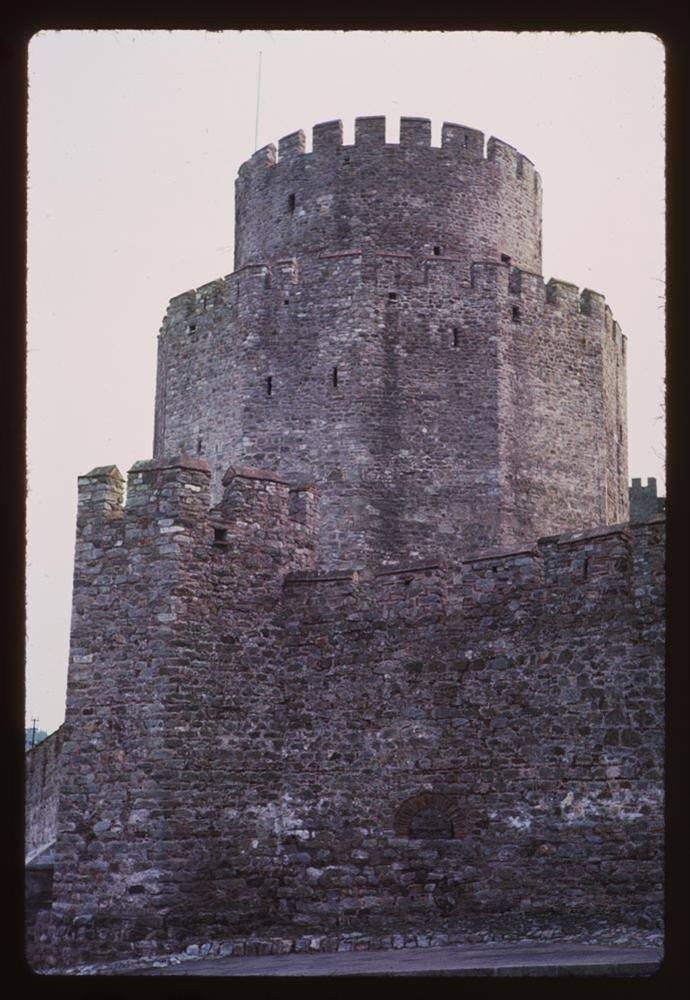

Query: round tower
[234,117,543,273]
[153,117,628,567]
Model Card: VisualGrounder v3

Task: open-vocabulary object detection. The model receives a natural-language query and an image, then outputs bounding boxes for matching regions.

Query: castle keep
[28,118,663,969]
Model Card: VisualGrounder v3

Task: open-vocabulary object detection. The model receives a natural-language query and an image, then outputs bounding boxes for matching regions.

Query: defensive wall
[25,726,65,864]
[630,477,666,522]
[25,728,65,932]
[31,458,664,967]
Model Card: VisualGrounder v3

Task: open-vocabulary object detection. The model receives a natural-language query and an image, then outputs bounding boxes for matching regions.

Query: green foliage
[25,727,48,751]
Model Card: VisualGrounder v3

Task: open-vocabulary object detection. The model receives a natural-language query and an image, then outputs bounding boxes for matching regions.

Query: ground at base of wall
[30,926,663,977]
[127,941,664,978]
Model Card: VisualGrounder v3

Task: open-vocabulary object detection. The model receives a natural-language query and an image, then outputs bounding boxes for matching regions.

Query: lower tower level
[153,252,628,567]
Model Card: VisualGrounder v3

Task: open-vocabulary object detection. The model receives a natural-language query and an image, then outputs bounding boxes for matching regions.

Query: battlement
[239,117,538,174]
[75,458,316,578]
[160,254,621,340]
[281,516,662,613]
[629,476,666,522]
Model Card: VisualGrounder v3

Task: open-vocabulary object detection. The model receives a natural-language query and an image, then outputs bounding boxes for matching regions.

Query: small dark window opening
[128,885,146,895]
[452,327,460,347]
[433,245,441,256]
[214,527,228,546]
[188,322,196,333]
[266,376,273,396]
[332,366,338,388]
[284,296,290,306]
[512,305,521,323]
[388,292,397,301]
[583,557,589,581]
[501,254,511,264]
[288,193,295,214]
[463,134,468,148]
[196,437,203,456]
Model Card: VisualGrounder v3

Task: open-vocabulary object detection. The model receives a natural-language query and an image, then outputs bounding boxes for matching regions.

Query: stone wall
[32,460,663,968]
[629,477,665,522]
[25,725,64,862]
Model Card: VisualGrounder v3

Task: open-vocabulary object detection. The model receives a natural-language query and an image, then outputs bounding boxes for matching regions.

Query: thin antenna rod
[254,50,262,152]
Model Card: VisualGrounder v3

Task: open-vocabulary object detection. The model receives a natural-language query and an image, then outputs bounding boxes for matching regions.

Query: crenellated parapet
[74,457,316,579]
[280,517,662,629]
[159,255,623,325]
[238,116,536,179]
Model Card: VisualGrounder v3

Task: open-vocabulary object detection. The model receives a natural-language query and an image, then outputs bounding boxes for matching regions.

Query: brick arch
[393,792,462,839]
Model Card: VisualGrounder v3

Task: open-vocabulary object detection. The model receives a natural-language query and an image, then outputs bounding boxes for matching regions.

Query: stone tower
[153,117,628,566]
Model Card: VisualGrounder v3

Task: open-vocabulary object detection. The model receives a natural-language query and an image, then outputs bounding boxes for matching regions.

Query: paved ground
[129,942,662,977]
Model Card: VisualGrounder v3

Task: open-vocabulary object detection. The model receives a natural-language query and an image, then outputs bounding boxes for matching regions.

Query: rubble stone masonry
[31,460,663,967]
[28,119,662,970]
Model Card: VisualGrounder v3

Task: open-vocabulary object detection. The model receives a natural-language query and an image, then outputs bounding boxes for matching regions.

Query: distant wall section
[25,726,64,863]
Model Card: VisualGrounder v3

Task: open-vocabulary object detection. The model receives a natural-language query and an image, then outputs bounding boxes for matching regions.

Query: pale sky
[26,30,665,735]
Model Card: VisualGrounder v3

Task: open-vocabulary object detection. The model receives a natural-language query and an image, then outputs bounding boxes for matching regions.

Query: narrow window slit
[512,306,521,323]
[288,193,295,214]
[452,327,460,348]
[266,376,273,396]
[214,527,228,546]
[196,437,203,455]
[332,366,338,388]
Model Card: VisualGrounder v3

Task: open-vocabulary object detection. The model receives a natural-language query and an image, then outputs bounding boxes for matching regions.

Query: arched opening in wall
[394,792,459,840]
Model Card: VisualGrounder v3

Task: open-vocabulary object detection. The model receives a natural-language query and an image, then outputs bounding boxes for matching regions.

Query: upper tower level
[235,117,543,273]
